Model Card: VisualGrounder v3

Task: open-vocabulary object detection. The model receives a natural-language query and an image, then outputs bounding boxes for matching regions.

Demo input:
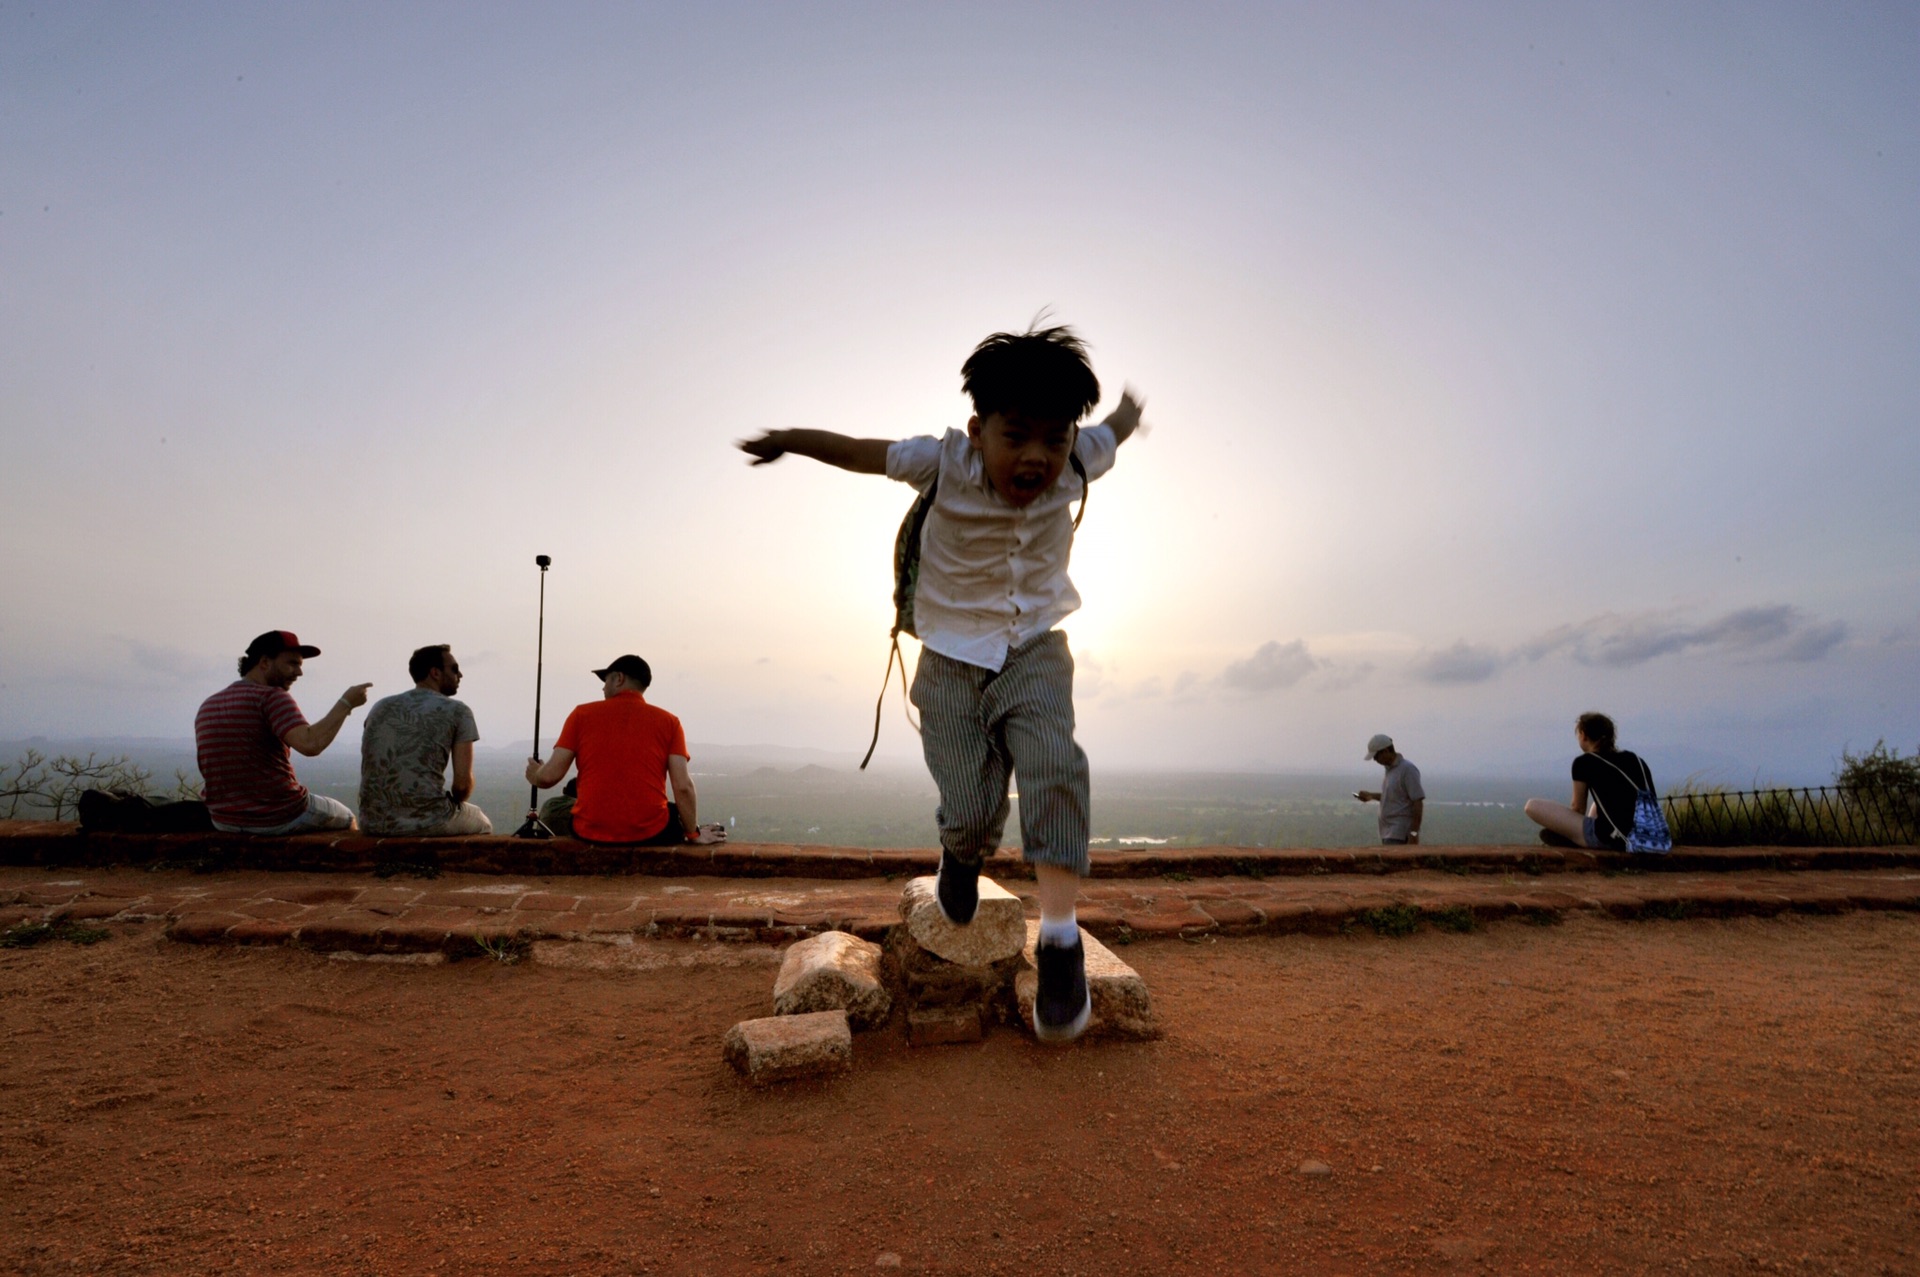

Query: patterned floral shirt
[358,688,480,835]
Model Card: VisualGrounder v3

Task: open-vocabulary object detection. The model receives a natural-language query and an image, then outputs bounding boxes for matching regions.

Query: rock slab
[908,1003,984,1047]
[1013,922,1159,1040]
[722,1011,852,1085]
[773,930,891,1029]
[899,874,1026,966]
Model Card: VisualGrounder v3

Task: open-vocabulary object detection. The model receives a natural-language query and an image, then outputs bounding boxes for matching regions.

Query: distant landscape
[2,738,1555,848]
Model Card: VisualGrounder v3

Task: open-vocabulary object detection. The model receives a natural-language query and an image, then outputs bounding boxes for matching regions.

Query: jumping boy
[739,325,1143,1041]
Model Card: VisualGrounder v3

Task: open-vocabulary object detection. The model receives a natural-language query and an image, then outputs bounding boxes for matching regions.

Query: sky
[2,2,1916,783]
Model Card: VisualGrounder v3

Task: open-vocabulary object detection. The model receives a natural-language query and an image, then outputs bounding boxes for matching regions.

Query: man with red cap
[524,654,725,845]
[194,630,372,834]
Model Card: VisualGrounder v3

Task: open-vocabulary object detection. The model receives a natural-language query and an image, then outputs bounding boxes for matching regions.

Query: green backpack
[860,453,1089,768]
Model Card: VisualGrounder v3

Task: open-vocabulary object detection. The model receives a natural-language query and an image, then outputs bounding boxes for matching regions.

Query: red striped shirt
[195,680,310,827]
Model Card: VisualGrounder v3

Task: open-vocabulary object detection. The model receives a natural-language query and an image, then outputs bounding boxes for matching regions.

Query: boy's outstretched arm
[738,430,893,474]
[1103,389,1146,445]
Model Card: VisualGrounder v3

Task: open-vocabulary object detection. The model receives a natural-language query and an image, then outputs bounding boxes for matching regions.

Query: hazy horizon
[4,4,1916,783]
[0,733,1570,849]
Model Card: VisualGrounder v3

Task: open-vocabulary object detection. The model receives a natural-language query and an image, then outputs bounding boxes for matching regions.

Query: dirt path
[4,912,1916,1274]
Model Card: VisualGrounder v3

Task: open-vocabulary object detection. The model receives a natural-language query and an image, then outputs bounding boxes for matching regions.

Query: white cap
[1365,733,1395,759]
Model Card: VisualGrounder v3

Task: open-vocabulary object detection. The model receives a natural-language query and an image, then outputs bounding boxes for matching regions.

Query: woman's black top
[1572,749,1653,847]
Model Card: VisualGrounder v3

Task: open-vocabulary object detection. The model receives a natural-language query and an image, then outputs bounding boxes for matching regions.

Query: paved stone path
[5,864,1917,956]
[5,820,1916,880]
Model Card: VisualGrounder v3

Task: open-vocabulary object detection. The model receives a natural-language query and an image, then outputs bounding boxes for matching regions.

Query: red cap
[245,630,321,661]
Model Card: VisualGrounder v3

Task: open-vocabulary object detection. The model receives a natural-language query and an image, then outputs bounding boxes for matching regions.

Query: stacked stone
[885,874,1029,1045]
[724,872,1159,1082]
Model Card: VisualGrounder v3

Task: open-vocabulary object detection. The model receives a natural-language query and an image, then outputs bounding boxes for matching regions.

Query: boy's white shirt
[885,421,1118,673]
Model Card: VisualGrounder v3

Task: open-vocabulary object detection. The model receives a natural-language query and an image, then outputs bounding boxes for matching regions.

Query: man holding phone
[1355,733,1425,845]
[523,654,726,845]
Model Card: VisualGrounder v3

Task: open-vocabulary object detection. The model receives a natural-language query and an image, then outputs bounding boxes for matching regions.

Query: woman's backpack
[1590,754,1673,854]
[859,453,1089,768]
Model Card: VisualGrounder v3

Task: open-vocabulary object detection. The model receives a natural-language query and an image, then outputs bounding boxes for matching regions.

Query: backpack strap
[1586,752,1650,843]
[859,631,914,771]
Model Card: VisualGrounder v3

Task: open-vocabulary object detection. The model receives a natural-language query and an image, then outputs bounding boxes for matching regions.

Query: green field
[3,740,1553,848]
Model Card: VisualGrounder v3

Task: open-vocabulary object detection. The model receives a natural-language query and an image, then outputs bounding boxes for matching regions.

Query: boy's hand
[735,429,893,474]
[737,431,789,466]
[1107,388,1147,442]
[687,823,728,845]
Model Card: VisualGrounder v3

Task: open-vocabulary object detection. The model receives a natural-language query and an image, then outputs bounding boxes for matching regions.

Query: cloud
[1580,605,1791,667]
[1220,640,1318,693]
[1410,641,1504,685]
[1219,605,1844,698]
[1776,620,1848,662]
[1411,603,1849,687]
[1554,605,1846,669]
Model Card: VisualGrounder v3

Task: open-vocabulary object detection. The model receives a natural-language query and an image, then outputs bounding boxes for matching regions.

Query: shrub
[1835,740,1920,794]
[1358,904,1421,938]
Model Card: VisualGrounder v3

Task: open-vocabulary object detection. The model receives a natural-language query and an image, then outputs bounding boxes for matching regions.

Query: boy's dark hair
[408,644,452,683]
[960,324,1101,424]
[1577,711,1617,753]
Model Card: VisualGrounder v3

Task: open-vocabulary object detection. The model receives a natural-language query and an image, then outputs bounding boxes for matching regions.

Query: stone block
[883,924,1026,1010]
[165,912,245,944]
[898,874,1026,966]
[1012,922,1158,1040]
[773,931,892,1030]
[225,919,297,945]
[722,1011,852,1086]
[1197,899,1264,930]
[908,1004,984,1046]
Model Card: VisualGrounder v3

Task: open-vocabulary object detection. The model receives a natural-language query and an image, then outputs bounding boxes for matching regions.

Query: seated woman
[1525,712,1655,851]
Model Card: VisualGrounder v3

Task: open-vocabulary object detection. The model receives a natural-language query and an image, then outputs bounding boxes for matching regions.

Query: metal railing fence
[1662,784,1919,848]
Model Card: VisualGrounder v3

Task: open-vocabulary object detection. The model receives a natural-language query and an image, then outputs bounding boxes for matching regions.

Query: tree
[1835,740,1920,794]
[0,750,171,820]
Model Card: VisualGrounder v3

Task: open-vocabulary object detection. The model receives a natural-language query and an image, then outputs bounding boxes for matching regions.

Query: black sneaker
[935,851,981,926]
[1033,934,1092,1043]
[1538,828,1579,849]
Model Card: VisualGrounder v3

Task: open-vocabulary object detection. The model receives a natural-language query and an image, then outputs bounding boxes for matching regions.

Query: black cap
[246,630,321,661]
[592,654,652,688]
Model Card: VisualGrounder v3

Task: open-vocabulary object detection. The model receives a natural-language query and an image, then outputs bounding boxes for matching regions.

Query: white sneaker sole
[1033,990,1092,1043]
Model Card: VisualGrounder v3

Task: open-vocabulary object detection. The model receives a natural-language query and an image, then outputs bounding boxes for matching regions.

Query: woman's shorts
[1581,815,1623,851]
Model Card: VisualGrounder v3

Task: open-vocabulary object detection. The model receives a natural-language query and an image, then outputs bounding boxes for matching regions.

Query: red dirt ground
[4,912,1917,1275]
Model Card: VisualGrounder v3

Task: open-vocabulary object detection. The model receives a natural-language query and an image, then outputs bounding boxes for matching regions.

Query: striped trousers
[910,629,1090,876]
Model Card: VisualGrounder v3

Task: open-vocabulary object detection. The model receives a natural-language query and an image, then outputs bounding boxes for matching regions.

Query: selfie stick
[513,554,555,839]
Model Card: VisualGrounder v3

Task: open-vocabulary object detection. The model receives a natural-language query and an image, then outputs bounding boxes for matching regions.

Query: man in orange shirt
[524,655,726,845]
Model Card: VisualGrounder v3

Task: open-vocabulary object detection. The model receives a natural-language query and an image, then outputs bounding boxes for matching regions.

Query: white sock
[1038,913,1079,948]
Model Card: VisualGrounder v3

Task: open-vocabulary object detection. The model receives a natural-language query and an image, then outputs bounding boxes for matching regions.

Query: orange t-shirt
[553,692,689,843]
